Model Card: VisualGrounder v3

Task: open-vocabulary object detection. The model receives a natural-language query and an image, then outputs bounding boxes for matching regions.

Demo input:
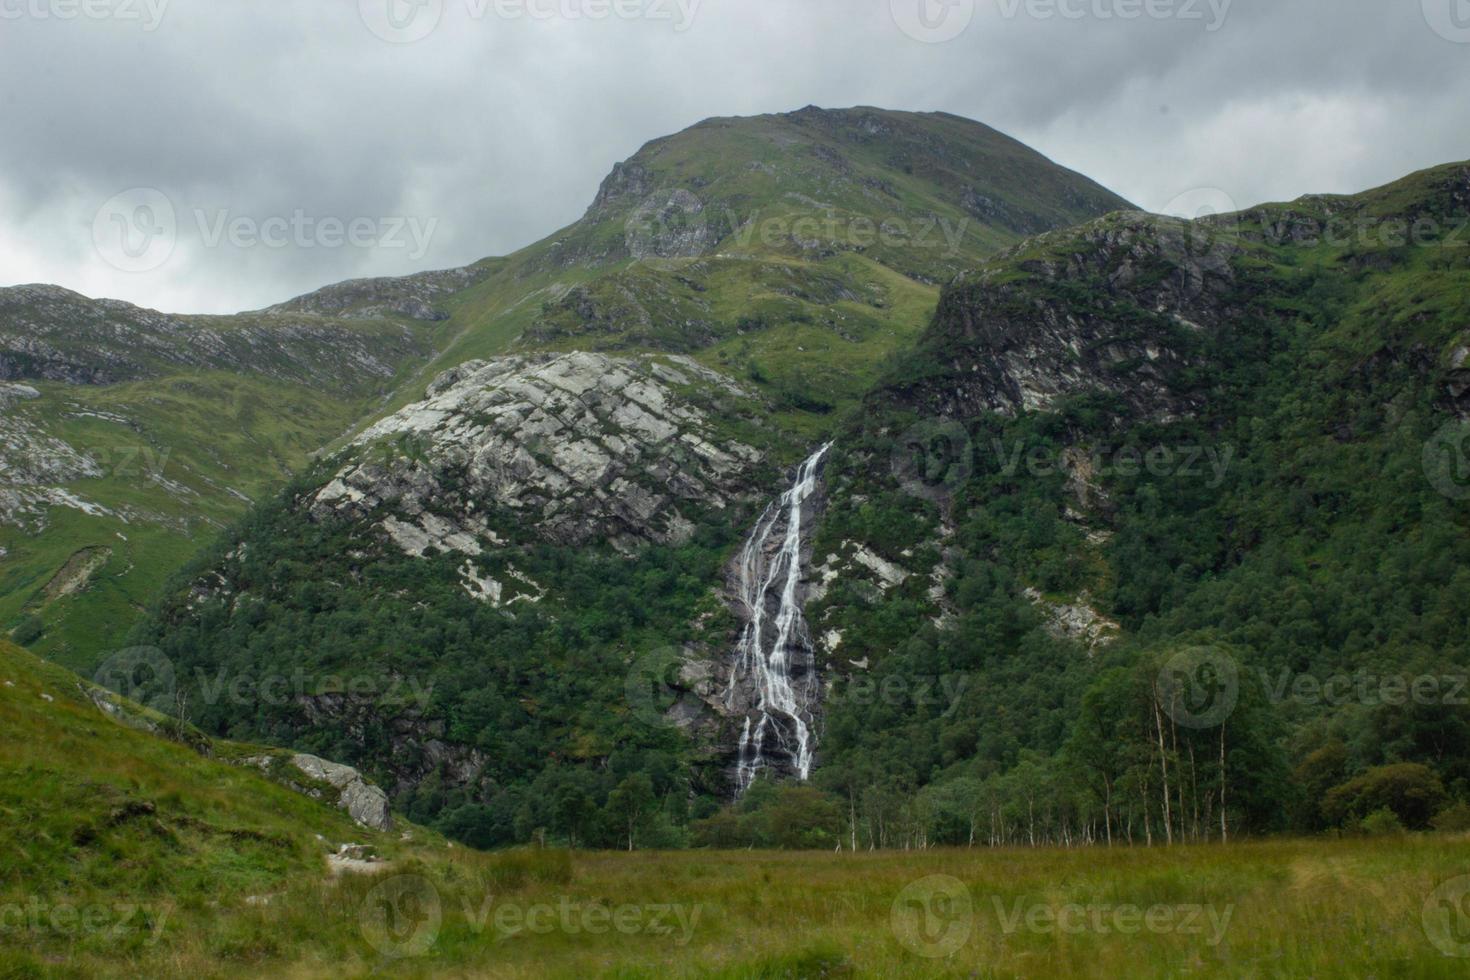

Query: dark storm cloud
[1,0,1467,313]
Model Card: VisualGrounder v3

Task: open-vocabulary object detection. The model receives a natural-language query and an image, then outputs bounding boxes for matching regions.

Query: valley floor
[9,836,1470,978]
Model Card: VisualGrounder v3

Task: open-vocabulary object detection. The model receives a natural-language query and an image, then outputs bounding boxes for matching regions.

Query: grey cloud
[0,0,1466,313]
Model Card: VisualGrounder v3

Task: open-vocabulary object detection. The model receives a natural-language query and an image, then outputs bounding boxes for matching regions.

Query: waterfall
[727,443,832,795]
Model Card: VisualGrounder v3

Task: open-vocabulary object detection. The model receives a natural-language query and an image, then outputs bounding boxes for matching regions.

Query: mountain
[19,107,1468,852]
[121,123,1470,851]
[2,106,1129,673]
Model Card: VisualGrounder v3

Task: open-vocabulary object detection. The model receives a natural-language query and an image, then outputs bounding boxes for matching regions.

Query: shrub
[1432,802,1470,833]
[1321,764,1448,830]
[9,616,43,647]
[1359,808,1406,837]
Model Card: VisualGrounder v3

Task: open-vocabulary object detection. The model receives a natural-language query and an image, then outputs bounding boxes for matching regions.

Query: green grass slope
[0,294,448,671]
[4,638,1467,980]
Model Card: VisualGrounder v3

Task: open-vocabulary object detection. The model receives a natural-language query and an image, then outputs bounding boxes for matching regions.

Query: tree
[604,774,656,851]
[1322,763,1448,830]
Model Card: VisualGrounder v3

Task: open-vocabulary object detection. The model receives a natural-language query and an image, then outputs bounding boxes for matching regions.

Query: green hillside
[123,157,1470,851]
[2,107,1130,672]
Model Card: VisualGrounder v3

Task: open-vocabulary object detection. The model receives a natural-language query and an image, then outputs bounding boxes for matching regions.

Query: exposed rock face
[294,694,489,801]
[261,265,488,322]
[288,753,394,831]
[663,447,836,789]
[0,400,110,530]
[312,352,765,553]
[0,284,430,389]
[884,212,1234,422]
[1023,588,1121,651]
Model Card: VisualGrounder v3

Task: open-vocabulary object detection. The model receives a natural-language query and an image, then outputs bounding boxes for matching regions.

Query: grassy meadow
[7,833,1470,977]
[6,641,1470,978]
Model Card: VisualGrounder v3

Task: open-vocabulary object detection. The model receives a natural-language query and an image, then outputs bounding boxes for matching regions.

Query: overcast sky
[2,0,1468,314]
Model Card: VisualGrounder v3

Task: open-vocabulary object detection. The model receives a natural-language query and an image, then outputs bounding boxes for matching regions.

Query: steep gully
[725,443,832,795]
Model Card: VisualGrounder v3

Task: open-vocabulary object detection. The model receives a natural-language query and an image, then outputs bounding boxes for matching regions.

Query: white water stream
[728,443,832,795]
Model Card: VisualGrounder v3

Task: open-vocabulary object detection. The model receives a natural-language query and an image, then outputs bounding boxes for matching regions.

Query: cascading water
[726,443,832,795]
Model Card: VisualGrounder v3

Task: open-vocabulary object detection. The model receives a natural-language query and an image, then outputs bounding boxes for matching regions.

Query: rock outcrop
[312,352,765,553]
[287,754,394,831]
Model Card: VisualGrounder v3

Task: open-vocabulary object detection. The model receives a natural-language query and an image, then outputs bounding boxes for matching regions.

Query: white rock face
[1023,587,1121,651]
[289,753,394,831]
[312,352,763,554]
